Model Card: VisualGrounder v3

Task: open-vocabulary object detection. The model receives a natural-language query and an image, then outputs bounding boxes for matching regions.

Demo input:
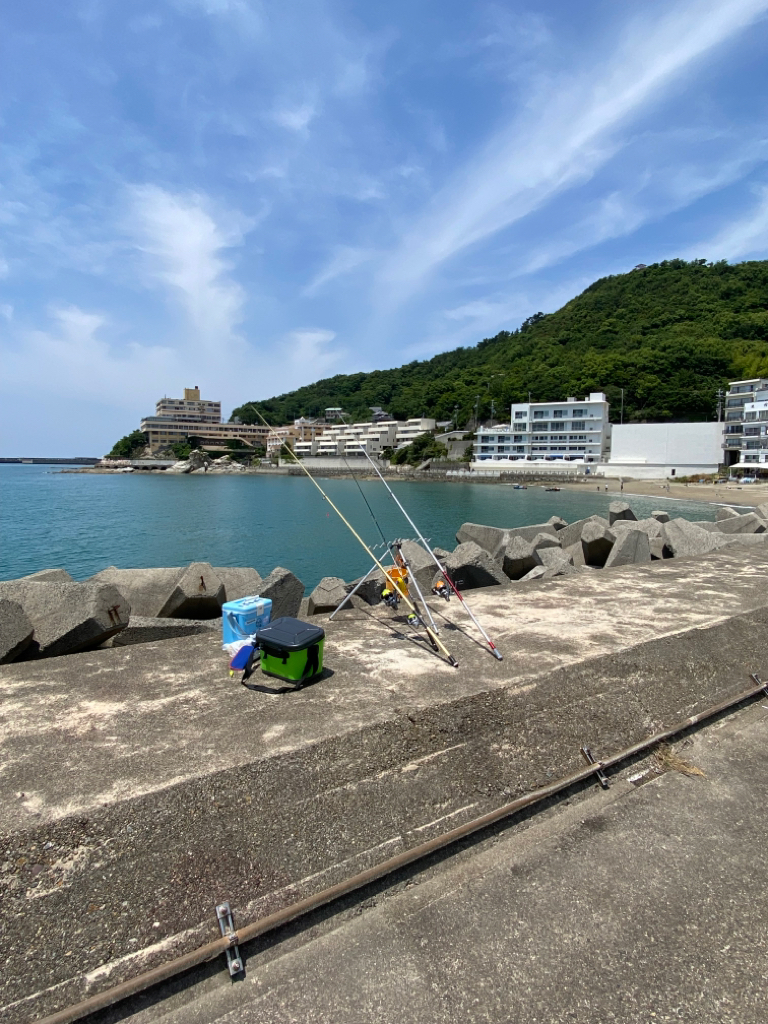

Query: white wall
[610,422,722,467]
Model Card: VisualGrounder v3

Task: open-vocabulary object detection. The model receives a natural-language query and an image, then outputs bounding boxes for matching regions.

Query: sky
[3,0,768,455]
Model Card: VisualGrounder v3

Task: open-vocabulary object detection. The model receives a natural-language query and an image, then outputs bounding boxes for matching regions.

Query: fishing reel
[381,587,400,609]
[432,578,451,601]
[406,612,422,628]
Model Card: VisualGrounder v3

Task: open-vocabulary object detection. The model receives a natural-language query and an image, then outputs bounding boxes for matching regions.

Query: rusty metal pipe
[32,674,767,1024]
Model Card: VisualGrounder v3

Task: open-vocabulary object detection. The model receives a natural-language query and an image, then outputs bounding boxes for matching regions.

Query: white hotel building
[294,418,436,459]
[473,393,611,464]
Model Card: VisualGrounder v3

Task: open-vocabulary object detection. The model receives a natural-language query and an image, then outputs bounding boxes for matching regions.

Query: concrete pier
[3,548,768,1021]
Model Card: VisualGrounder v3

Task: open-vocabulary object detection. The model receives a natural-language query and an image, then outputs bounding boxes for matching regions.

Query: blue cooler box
[222,596,272,646]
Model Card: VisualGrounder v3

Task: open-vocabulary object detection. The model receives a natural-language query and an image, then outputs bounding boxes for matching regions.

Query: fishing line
[249,407,458,667]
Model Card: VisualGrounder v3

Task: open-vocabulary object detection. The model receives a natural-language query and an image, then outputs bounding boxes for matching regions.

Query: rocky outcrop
[166,449,213,474]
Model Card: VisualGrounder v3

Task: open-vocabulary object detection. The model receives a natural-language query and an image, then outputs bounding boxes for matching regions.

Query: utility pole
[490,399,496,426]
[453,404,460,431]
[474,395,480,430]
[716,388,724,422]
[620,388,624,425]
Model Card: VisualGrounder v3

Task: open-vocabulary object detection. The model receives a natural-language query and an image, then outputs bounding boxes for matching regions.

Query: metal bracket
[216,902,243,976]
[580,746,610,789]
[750,672,768,697]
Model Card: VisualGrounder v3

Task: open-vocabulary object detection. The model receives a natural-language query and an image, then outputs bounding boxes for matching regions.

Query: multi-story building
[473,393,611,463]
[395,418,437,446]
[722,378,768,467]
[141,387,272,452]
[295,421,400,458]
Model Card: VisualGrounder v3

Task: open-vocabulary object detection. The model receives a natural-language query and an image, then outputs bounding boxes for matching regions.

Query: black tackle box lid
[254,617,326,651]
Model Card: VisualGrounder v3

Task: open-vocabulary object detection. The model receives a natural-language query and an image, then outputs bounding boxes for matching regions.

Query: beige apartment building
[141,387,280,453]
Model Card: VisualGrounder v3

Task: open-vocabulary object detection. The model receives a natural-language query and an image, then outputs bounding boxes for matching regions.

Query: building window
[514,411,526,420]
[553,409,565,418]
[572,408,588,417]
[550,423,566,432]
[533,410,548,419]
[571,420,586,430]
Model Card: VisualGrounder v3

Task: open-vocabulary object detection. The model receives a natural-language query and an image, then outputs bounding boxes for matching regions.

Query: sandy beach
[558,476,768,508]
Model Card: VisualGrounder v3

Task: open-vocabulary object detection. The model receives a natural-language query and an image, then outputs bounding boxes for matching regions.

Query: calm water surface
[0,465,722,588]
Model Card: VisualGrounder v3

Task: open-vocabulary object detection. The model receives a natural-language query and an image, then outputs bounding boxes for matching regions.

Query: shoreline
[57,466,768,508]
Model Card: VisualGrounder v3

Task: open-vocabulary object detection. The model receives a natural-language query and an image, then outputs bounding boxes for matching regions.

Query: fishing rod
[338,414,503,661]
[250,409,458,667]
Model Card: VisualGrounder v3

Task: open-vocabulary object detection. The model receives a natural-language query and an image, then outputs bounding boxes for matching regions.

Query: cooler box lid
[255,617,325,651]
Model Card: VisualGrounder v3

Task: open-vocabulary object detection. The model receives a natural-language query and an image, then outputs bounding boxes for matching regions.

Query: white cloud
[681,184,768,260]
[379,0,768,302]
[302,246,374,297]
[129,185,251,353]
[2,305,176,407]
[273,101,318,133]
[285,328,343,375]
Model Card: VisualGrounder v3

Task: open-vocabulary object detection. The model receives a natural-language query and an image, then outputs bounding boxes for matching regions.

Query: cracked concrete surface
[2,547,768,1021]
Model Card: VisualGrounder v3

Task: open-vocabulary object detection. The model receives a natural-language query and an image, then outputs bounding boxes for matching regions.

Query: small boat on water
[544,486,561,492]
[513,484,527,490]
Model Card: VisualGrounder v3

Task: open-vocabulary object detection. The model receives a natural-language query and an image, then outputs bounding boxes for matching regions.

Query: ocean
[0,464,722,589]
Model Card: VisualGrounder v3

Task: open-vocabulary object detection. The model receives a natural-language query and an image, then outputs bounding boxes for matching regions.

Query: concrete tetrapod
[19,569,74,583]
[157,563,226,619]
[0,599,34,663]
[456,522,557,561]
[580,521,616,567]
[501,537,541,580]
[437,542,509,590]
[611,518,663,539]
[90,567,187,618]
[398,540,438,592]
[715,506,741,522]
[660,519,732,558]
[307,577,349,615]
[608,500,637,525]
[214,567,264,603]
[0,581,130,657]
[651,511,671,523]
[260,567,305,619]
[558,515,610,550]
[715,512,766,535]
[604,529,652,568]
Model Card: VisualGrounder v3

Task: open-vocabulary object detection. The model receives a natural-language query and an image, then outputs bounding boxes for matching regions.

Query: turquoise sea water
[0,465,723,589]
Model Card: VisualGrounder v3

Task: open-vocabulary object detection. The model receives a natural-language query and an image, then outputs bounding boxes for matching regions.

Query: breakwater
[0,464,722,588]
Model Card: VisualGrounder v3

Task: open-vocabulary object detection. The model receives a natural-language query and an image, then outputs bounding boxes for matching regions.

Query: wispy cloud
[128,185,251,351]
[286,328,343,375]
[681,183,768,260]
[379,0,768,302]
[302,246,374,296]
[273,100,318,133]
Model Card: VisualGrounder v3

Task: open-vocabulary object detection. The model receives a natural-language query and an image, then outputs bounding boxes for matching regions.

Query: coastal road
[119,697,768,1024]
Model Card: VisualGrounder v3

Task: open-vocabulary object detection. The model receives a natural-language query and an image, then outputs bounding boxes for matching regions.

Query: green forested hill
[232,259,768,427]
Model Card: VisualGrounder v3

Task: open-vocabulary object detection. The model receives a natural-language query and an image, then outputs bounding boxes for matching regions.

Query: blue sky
[3,0,768,455]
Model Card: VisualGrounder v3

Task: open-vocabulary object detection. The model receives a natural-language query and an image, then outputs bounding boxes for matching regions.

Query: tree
[105,430,148,459]
[170,441,191,460]
[230,259,768,426]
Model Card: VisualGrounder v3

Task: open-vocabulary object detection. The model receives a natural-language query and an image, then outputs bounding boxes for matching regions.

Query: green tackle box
[254,617,325,685]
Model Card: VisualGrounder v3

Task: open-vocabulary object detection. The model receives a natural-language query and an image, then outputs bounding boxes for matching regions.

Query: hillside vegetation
[232,259,768,428]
